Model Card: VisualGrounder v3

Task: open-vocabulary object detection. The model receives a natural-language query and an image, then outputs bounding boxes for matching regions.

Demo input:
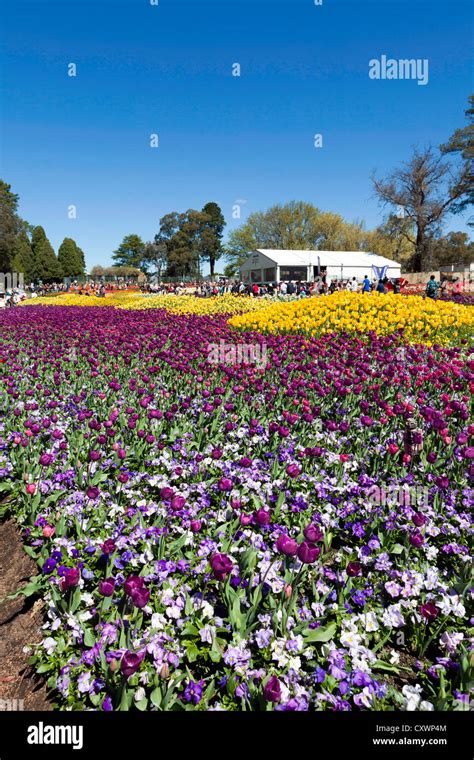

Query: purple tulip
[171,495,186,511]
[420,602,439,621]
[218,478,233,492]
[124,575,145,596]
[101,538,116,555]
[346,561,362,577]
[60,567,80,591]
[131,587,150,608]
[210,553,233,580]
[276,534,298,557]
[297,542,320,564]
[255,509,271,526]
[263,676,281,703]
[120,650,145,678]
[409,532,424,548]
[99,578,115,597]
[303,523,323,543]
[412,512,427,527]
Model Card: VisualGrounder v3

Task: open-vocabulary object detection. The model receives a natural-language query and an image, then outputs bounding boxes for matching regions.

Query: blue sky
[1,0,472,272]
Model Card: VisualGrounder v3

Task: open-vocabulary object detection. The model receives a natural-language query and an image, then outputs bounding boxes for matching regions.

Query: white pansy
[340,630,363,648]
[402,684,422,711]
[360,612,379,632]
[134,686,146,702]
[42,637,57,655]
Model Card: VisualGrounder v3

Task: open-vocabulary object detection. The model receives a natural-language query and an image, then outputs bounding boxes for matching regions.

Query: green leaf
[69,586,82,613]
[150,686,162,709]
[390,544,405,555]
[186,642,199,662]
[372,659,400,673]
[302,622,337,643]
[181,623,200,637]
[83,628,95,647]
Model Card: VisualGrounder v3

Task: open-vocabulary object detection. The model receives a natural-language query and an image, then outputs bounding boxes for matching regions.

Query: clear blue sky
[1,0,472,272]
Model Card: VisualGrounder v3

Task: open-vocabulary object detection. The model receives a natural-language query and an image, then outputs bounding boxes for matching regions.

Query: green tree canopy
[112,234,145,270]
[441,94,474,217]
[58,237,86,277]
[373,146,471,271]
[224,201,367,272]
[0,180,21,271]
[30,236,62,282]
[428,231,474,269]
[199,202,225,276]
[11,229,34,278]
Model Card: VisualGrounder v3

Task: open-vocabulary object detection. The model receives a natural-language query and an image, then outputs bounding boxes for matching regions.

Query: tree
[372,147,471,271]
[224,201,366,272]
[141,241,168,279]
[440,94,474,218]
[154,210,204,278]
[11,229,34,279]
[365,214,416,268]
[30,232,62,282]
[58,238,85,277]
[90,265,105,278]
[199,202,225,277]
[428,231,474,269]
[0,180,21,271]
[112,234,145,270]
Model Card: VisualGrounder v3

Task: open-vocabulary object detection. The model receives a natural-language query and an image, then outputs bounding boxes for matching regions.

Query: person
[287,281,296,296]
[453,278,462,295]
[350,277,358,292]
[393,279,401,294]
[362,275,371,293]
[425,275,439,299]
[280,281,287,295]
[376,279,386,293]
[440,277,448,297]
[252,282,260,297]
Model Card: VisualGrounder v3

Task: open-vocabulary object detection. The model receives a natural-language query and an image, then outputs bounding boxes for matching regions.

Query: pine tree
[31,225,47,253]
[30,237,63,282]
[58,238,85,277]
[11,229,34,279]
[0,180,21,271]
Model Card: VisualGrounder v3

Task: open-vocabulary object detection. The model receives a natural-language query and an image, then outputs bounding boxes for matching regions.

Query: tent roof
[251,249,400,268]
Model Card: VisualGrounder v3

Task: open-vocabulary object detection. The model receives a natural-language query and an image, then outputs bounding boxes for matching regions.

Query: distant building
[239,249,401,284]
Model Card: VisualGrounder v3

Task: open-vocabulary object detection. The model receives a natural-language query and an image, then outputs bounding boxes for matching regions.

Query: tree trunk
[413,225,425,272]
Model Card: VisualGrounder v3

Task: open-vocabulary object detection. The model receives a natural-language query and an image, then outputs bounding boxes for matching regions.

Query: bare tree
[372,147,470,271]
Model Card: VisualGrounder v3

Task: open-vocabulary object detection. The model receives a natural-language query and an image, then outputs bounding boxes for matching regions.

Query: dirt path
[0,518,52,710]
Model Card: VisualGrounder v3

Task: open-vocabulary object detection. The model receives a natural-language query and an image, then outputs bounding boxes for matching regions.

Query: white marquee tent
[239,249,401,284]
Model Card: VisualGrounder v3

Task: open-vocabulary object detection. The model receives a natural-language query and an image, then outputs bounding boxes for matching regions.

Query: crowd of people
[0,273,469,308]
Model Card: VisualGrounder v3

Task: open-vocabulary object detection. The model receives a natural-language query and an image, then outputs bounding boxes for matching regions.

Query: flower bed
[21,292,275,316]
[0,306,472,711]
[229,292,474,346]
